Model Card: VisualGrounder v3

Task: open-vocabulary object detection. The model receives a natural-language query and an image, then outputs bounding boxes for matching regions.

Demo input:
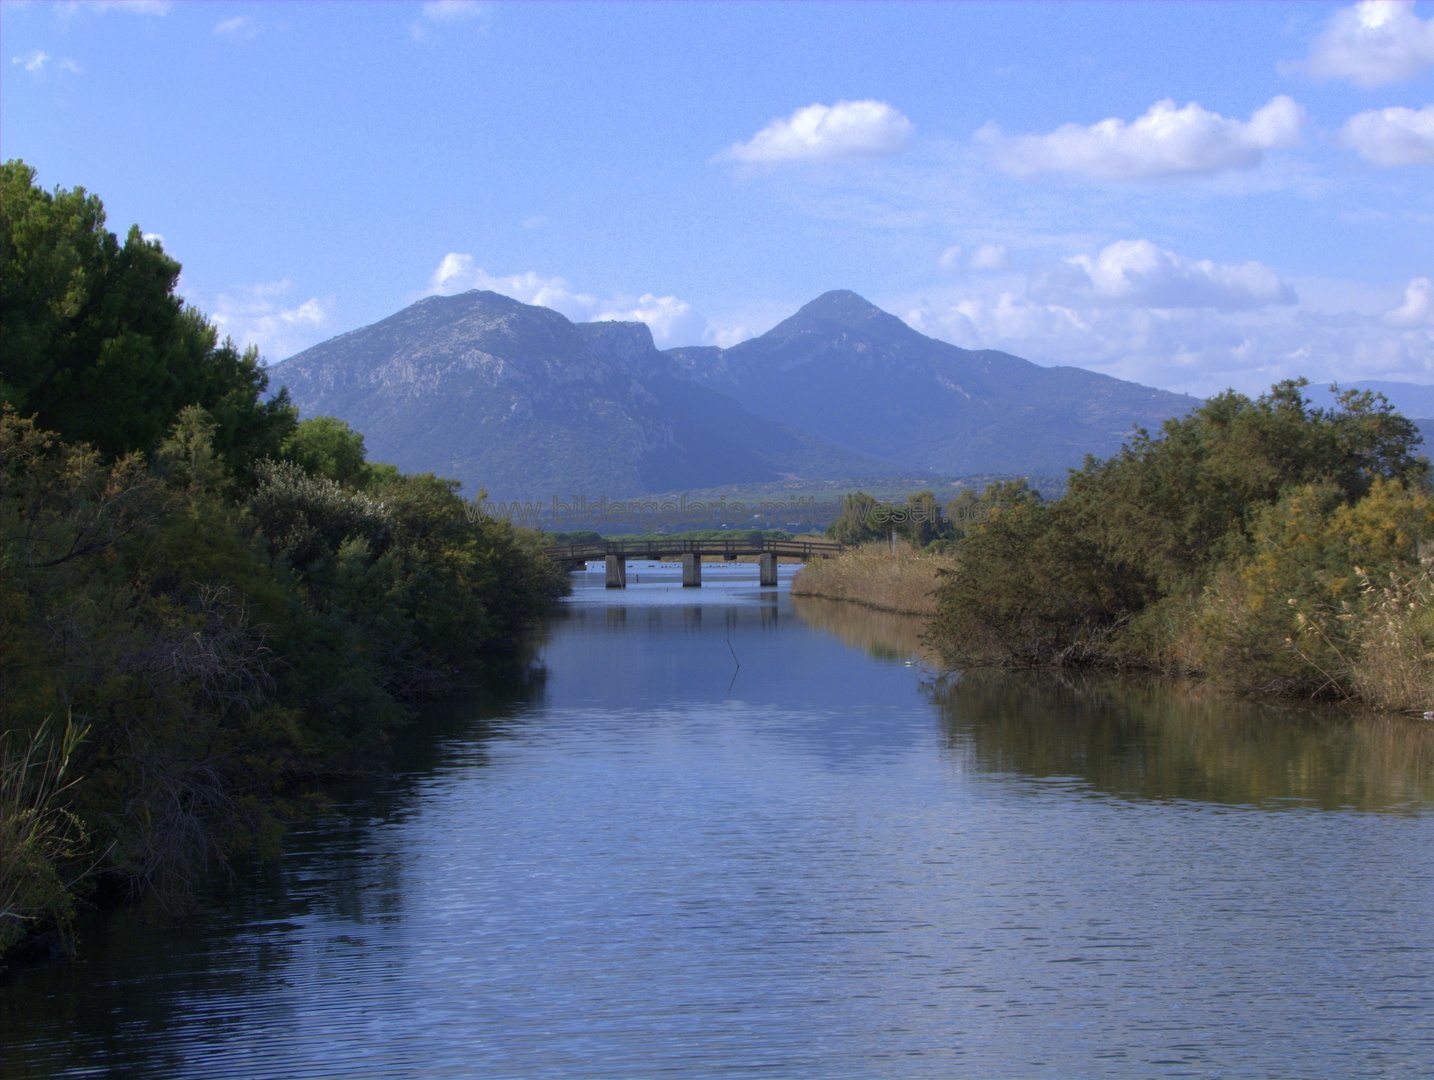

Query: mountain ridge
[271,290,896,501]
[271,288,1202,501]
[664,289,1200,476]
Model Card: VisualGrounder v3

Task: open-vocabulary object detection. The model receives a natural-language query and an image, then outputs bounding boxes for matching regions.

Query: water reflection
[791,593,937,664]
[1,651,552,1080]
[933,669,1434,813]
[792,593,1433,812]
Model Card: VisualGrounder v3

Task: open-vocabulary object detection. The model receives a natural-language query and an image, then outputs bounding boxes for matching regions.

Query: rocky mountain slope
[271,288,1204,501]
[665,291,1201,476]
[271,291,891,501]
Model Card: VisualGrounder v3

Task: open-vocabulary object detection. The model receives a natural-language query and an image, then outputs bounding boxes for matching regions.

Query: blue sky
[3,0,1432,397]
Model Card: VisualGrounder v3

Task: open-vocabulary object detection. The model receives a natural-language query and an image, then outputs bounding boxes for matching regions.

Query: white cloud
[1341,105,1434,166]
[427,254,705,347]
[141,232,164,245]
[904,286,1433,398]
[970,244,1011,271]
[720,100,914,163]
[979,96,1305,181]
[421,1,487,22]
[431,255,592,313]
[207,280,333,362]
[55,0,168,21]
[522,215,549,229]
[938,244,1012,272]
[705,324,752,349]
[213,15,258,39]
[11,49,80,74]
[1386,277,1434,326]
[1289,1,1434,87]
[899,259,1432,398]
[594,295,705,346]
[411,0,488,40]
[1032,240,1297,311]
[13,49,49,71]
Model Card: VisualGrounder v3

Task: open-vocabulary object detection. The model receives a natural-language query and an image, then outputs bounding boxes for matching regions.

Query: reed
[0,715,93,956]
[1344,564,1434,713]
[791,541,954,616]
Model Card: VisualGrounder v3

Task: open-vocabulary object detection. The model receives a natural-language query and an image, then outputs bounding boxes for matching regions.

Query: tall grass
[1292,563,1434,713]
[792,541,954,616]
[0,715,93,956]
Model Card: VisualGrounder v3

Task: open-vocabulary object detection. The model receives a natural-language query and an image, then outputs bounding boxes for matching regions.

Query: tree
[281,416,371,487]
[825,491,885,545]
[1066,379,1428,596]
[0,159,294,469]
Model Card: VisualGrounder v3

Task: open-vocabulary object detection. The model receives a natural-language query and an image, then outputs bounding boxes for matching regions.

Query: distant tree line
[825,480,1038,554]
[1,160,567,958]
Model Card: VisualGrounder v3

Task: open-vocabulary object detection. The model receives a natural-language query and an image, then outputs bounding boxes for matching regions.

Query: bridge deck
[552,536,842,569]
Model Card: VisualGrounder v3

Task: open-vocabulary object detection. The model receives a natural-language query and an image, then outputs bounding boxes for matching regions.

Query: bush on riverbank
[792,541,955,615]
[1,161,568,956]
[929,381,1434,707]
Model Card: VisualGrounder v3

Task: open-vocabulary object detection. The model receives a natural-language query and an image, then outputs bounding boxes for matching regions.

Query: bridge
[549,535,844,588]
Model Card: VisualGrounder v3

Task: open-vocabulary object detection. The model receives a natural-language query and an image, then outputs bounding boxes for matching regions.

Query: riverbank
[1,403,570,963]
[911,384,1434,714]
[791,541,954,616]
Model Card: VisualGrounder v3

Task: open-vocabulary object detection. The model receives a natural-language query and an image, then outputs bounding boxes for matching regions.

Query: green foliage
[826,491,885,545]
[2,405,566,947]
[249,458,394,571]
[0,716,93,955]
[1066,380,1426,596]
[1,165,572,951]
[931,381,1434,700]
[0,159,295,470]
[280,415,371,488]
[883,490,955,549]
[1196,479,1434,694]
[930,497,1142,666]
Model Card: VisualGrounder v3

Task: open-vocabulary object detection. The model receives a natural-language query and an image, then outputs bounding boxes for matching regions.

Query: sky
[3,0,1433,398]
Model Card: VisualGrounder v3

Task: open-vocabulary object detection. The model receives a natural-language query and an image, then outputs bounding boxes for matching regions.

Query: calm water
[6,562,1434,1078]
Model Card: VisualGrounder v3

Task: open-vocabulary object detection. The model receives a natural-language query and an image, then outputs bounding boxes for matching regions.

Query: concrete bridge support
[605,555,626,588]
[681,553,702,587]
[759,552,779,587]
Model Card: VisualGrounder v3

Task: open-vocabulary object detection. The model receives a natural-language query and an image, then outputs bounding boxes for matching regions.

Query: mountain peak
[762,289,918,344]
[798,289,885,321]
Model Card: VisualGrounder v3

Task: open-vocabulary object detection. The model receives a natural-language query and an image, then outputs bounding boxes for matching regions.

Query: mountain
[270,291,892,501]
[1304,379,1434,419]
[270,288,1204,503]
[666,290,1201,476]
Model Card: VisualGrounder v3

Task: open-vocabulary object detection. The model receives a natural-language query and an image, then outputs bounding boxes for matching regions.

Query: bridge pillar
[681,553,702,587]
[605,555,626,588]
[759,552,778,587]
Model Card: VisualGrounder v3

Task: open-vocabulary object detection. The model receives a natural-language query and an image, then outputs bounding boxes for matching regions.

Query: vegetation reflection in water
[790,593,941,664]
[792,593,1434,813]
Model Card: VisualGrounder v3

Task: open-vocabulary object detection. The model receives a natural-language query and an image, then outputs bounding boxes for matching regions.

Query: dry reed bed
[792,542,954,616]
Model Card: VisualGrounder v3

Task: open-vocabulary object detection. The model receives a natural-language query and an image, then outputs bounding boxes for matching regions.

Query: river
[6,561,1433,1078]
